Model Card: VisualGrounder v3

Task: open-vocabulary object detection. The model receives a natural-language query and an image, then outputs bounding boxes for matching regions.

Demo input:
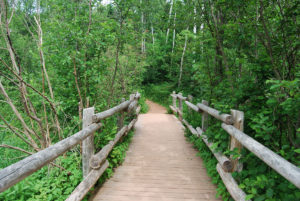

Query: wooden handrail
[170,91,300,201]
[66,160,109,201]
[222,123,300,188]
[92,92,140,122]
[0,92,141,201]
[90,126,128,169]
[92,100,132,122]
[196,103,233,124]
[0,122,102,192]
[216,163,247,201]
[196,127,233,172]
[185,101,199,112]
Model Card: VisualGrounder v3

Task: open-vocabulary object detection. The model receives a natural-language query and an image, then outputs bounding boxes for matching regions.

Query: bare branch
[0,80,39,149]
[0,113,35,149]
[7,7,14,25]
[0,58,59,117]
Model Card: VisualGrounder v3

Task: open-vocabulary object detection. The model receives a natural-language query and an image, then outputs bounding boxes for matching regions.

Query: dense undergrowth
[144,84,300,201]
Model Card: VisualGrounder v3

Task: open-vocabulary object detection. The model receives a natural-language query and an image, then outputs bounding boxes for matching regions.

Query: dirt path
[92,100,221,201]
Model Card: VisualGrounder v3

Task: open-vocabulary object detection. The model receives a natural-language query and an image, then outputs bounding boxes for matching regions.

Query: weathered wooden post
[178,92,183,121]
[230,109,244,172]
[187,95,193,114]
[172,91,176,108]
[201,100,209,132]
[117,98,125,131]
[82,107,95,178]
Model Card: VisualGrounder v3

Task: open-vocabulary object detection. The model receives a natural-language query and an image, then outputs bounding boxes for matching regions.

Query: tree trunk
[165,0,174,43]
[171,12,176,53]
[178,29,188,88]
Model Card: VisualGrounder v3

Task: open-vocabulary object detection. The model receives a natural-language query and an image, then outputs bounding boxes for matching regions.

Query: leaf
[294,149,300,154]
[266,188,273,198]
[245,194,254,200]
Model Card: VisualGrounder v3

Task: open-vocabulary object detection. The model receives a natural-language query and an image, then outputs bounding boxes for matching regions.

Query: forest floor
[91,100,221,201]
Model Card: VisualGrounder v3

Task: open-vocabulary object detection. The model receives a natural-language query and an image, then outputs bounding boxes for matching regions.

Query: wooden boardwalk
[91,100,221,201]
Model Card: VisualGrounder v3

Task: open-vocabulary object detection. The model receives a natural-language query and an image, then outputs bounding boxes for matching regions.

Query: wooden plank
[0,123,102,192]
[216,163,248,201]
[66,160,109,201]
[82,107,95,178]
[197,102,233,125]
[92,101,221,201]
[196,127,232,172]
[222,123,300,189]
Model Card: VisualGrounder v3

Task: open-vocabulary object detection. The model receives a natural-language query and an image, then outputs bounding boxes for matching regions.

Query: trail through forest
[91,100,220,201]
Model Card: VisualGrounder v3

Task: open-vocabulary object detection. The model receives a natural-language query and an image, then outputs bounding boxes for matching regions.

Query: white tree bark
[165,0,174,43]
[178,29,188,88]
[141,0,145,53]
[193,6,197,63]
[151,23,155,46]
[171,12,176,53]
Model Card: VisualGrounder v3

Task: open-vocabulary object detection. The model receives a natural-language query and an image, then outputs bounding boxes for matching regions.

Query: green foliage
[0,153,83,201]
[1,0,299,200]
[143,82,175,109]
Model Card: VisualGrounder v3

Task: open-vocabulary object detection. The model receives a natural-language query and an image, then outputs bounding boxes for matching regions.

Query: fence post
[230,109,244,172]
[82,107,95,178]
[178,92,183,121]
[172,91,176,108]
[201,100,209,132]
[187,95,193,114]
[117,98,126,131]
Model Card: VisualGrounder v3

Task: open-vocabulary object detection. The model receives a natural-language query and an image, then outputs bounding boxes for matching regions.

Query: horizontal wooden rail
[177,93,187,100]
[0,91,141,201]
[182,118,232,172]
[170,91,300,201]
[92,100,131,122]
[182,119,198,135]
[169,105,178,114]
[216,163,247,201]
[170,94,177,99]
[90,126,128,169]
[92,92,140,122]
[0,123,102,192]
[66,160,109,201]
[196,127,233,172]
[197,103,233,124]
[185,101,199,112]
[222,123,300,188]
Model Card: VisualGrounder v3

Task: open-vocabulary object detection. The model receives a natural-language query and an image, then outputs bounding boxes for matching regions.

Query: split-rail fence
[170,91,300,201]
[0,92,141,201]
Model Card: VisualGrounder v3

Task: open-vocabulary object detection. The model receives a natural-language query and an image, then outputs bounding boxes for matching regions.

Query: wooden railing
[0,92,141,201]
[170,91,300,201]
